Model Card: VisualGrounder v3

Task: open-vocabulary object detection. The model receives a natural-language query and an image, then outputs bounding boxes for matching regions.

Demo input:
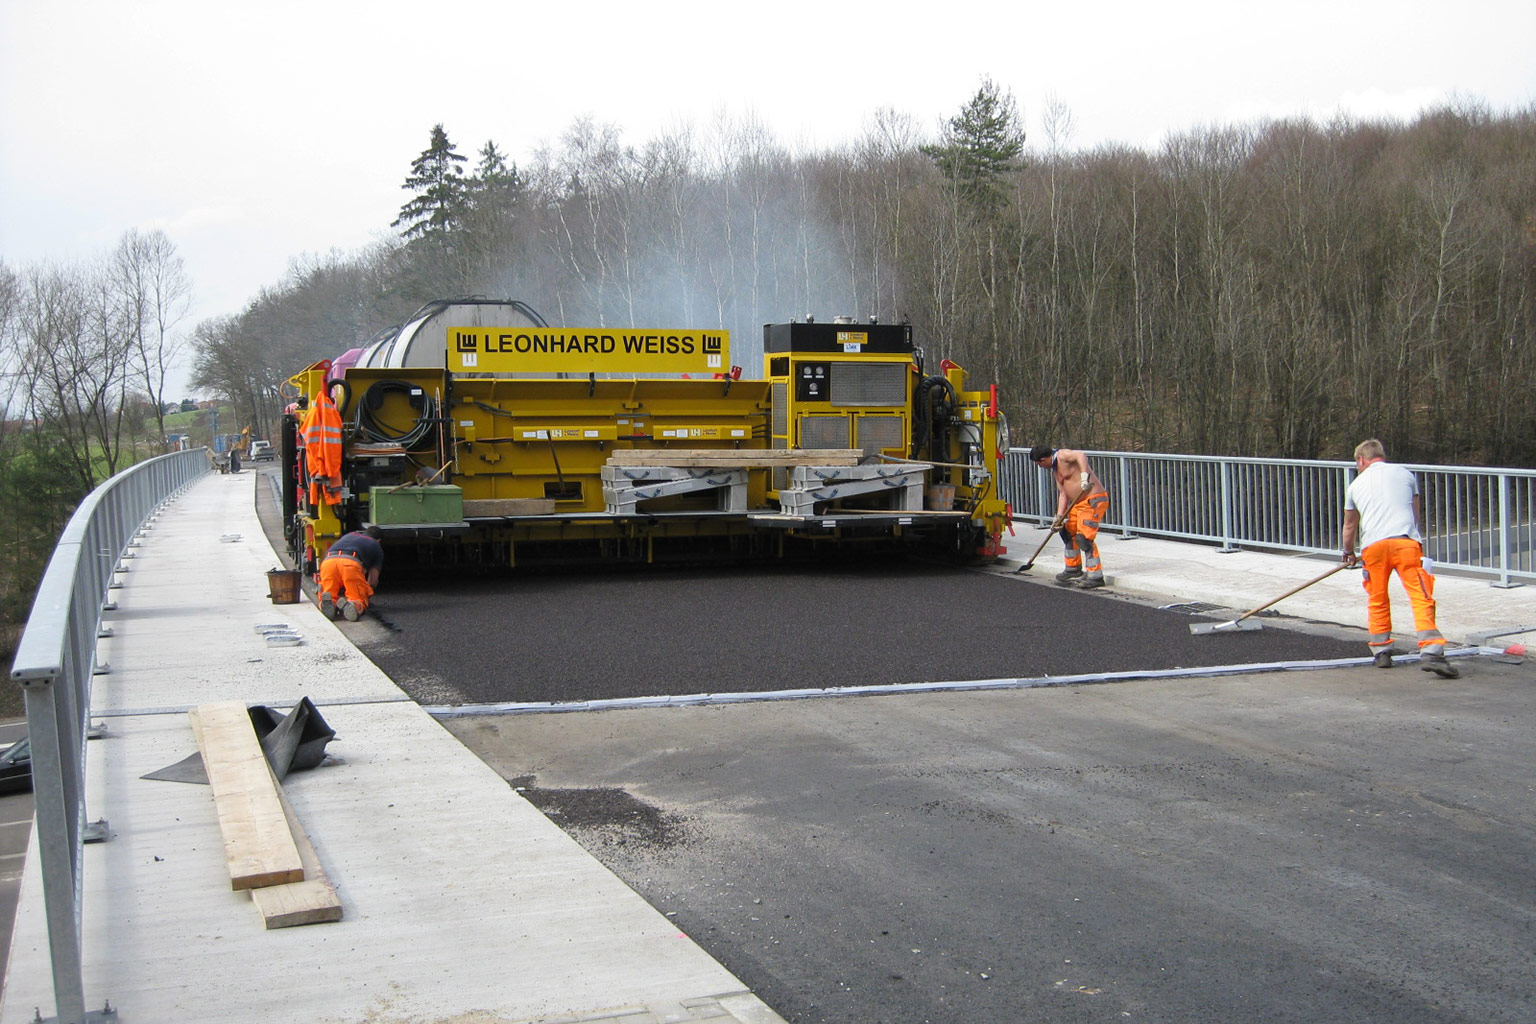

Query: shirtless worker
[318,526,384,622]
[1028,446,1110,588]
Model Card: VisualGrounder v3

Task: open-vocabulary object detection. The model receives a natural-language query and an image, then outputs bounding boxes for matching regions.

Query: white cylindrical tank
[354,299,547,370]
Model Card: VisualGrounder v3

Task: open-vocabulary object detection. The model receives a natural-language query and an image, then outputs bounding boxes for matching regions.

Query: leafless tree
[113,228,191,445]
[0,260,21,416]
[16,262,136,489]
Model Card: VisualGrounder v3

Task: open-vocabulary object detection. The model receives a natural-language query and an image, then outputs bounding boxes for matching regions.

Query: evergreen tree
[467,140,524,221]
[472,141,521,196]
[393,124,469,240]
[921,77,1026,210]
[458,140,526,288]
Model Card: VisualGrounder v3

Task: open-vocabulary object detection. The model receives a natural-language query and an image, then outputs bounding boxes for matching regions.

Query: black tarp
[141,697,336,784]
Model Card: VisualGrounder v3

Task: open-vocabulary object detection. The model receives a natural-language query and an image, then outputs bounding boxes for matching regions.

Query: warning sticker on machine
[449,328,729,375]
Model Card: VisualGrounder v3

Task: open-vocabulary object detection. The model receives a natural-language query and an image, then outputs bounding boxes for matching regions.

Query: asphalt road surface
[444,657,1536,1024]
[349,560,1366,706]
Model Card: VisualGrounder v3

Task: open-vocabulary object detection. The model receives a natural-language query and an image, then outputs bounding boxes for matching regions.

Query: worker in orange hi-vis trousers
[318,526,384,622]
[1027,446,1111,589]
[1340,438,1458,678]
[298,389,344,507]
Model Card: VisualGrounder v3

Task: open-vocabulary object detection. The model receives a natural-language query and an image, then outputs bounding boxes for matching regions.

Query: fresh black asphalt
[250,465,1366,706]
[351,560,1367,706]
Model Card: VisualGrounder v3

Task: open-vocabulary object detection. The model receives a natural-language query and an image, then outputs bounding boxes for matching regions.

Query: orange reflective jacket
[300,392,343,506]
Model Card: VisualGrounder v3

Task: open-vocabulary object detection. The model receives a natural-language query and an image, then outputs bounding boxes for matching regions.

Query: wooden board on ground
[608,448,862,468]
[464,498,557,517]
[189,702,304,890]
[250,762,343,928]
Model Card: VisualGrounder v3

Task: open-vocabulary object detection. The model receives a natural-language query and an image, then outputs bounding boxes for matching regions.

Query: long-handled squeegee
[1189,563,1349,635]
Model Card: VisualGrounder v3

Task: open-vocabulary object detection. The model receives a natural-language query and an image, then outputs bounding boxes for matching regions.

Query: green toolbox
[369,484,464,525]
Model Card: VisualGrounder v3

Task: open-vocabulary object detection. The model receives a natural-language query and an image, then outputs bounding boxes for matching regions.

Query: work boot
[320,591,335,620]
[339,599,361,622]
[1371,651,1394,669]
[1055,568,1083,586]
[1419,652,1459,678]
[1078,575,1106,590]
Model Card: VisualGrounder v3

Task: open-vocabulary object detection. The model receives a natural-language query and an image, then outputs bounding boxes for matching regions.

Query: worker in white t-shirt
[1340,438,1458,678]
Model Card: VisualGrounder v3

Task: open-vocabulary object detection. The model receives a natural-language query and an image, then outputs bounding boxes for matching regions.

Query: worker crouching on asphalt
[1028,446,1110,589]
[1340,438,1458,678]
[319,526,384,622]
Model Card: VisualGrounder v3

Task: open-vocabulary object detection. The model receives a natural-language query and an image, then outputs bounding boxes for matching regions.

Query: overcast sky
[2,0,1532,395]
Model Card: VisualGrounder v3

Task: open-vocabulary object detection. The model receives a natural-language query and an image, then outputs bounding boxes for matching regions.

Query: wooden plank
[463,498,556,517]
[189,702,305,890]
[835,508,975,517]
[250,762,343,929]
[608,448,861,468]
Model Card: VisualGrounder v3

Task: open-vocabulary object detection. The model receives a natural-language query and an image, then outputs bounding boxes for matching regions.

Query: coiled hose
[355,379,438,450]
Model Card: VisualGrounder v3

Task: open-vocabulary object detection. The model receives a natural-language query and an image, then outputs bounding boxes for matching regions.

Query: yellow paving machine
[280,300,1011,573]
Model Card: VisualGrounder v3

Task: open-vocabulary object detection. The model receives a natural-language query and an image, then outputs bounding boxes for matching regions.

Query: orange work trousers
[1359,536,1445,655]
[318,555,374,614]
[1062,492,1110,575]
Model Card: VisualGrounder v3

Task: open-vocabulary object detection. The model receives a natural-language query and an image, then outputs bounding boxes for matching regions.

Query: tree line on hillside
[194,85,1536,468]
[0,230,190,647]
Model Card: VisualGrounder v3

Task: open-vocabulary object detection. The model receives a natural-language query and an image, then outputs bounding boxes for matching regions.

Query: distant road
[0,720,33,981]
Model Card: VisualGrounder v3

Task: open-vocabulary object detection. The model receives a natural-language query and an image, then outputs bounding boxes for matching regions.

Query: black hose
[329,378,353,417]
[914,376,957,480]
[355,380,438,450]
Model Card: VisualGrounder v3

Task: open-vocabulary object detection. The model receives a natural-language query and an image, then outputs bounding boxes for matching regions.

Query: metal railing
[9,449,210,1024]
[999,449,1535,588]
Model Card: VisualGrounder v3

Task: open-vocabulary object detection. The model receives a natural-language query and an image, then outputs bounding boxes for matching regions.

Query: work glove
[1050,515,1066,531]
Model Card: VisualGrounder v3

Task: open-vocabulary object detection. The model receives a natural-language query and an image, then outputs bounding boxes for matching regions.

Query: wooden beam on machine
[608,448,862,468]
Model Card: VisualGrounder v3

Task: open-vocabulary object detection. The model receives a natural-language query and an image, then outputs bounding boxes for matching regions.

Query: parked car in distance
[0,737,31,795]
[250,440,274,461]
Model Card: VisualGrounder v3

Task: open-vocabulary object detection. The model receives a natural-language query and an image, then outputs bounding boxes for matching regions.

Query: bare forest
[2,87,1534,662]
[194,92,1536,468]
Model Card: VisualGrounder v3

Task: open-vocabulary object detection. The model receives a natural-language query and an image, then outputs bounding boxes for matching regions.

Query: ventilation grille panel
[798,416,851,449]
[832,362,907,407]
[857,415,905,456]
